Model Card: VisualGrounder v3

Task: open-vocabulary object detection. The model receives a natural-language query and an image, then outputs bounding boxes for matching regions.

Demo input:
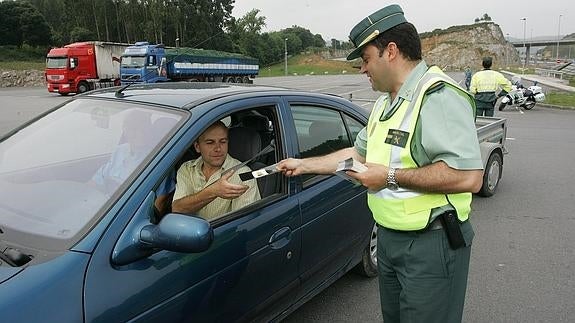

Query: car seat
[228,125,276,198]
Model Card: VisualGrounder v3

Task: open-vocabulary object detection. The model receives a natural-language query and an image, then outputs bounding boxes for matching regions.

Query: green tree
[70,27,96,42]
[0,0,52,46]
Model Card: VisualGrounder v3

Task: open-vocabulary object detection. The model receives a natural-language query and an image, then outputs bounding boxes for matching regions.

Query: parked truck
[120,42,259,84]
[45,41,128,95]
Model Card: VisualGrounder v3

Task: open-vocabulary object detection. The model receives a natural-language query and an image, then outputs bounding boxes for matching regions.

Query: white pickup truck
[476,116,507,196]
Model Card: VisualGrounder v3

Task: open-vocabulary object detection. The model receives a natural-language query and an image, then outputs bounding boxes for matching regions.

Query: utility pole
[521,18,527,72]
[557,14,562,61]
[284,38,288,77]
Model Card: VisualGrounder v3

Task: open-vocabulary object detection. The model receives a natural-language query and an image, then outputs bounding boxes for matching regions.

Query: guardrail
[535,68,565,80]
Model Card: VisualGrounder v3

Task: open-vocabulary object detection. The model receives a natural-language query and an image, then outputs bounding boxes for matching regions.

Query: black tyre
[523,100,536,110]
[498,102,507,111]
[478,152,503,197]
[353,222,378,277]
[77,82,89,94]
[226,76,235,83]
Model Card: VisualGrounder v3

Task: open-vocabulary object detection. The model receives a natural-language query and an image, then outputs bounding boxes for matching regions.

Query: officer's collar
[395,60,429,102]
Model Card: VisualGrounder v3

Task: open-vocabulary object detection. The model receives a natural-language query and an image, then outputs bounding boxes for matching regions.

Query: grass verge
[260,54,357,77]
[545,92,575,108]
[0,61,45,71]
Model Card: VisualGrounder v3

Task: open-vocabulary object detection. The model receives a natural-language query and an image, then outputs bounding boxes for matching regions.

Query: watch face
[387,182,399,191]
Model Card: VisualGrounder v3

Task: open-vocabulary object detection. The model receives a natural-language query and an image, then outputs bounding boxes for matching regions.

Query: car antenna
[114,31,228,98]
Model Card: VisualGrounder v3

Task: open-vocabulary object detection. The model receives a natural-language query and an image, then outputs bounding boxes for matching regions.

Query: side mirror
[112,192,214,266]
[69,57,77,69]
[140,213,213,253]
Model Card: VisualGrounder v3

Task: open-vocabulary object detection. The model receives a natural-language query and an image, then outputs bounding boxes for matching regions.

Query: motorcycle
[498,78,545,111]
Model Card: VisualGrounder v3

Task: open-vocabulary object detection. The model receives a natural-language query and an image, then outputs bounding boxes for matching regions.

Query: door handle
[269,226,291,249]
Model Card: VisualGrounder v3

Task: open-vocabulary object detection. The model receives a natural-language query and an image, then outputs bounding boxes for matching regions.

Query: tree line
[0,0,339,66]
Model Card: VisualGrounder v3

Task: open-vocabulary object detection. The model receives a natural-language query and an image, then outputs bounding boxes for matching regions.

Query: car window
[290,104,354,184]
[0,98,185,250]
[167,106,283,224]
[344,114,364,142]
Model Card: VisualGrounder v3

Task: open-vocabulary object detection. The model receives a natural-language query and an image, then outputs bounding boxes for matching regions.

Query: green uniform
[469,69,512,117]
[354,61,483,323]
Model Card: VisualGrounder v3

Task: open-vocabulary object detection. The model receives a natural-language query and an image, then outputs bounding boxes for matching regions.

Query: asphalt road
[1,74,574,322]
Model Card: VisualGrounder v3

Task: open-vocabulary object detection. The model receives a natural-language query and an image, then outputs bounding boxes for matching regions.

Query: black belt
[377,216,443,234]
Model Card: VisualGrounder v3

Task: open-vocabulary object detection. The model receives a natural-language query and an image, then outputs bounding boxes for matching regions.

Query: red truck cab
[45,42,97,95]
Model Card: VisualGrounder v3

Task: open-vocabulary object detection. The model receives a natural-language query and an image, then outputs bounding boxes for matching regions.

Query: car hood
[0,267,23,284]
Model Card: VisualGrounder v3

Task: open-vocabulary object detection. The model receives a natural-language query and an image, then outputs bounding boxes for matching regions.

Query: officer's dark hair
[372,22,422,61]
[482,57,493,69]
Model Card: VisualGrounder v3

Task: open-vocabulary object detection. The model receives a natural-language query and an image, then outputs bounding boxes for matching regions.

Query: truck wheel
[236,76,243,83]
[353,222,378,278]
[478,152,502,197]
[498,102,507,111]
[226,77,235,83]
[77,82,89,94]
[242,76,251,84]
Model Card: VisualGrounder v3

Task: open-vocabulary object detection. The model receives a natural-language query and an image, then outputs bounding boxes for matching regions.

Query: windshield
[0,98,184,251]
[46,57,67,69]
[121,56,146,68]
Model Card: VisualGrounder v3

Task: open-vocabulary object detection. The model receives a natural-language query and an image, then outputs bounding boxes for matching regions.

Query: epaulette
[424,81,445,95]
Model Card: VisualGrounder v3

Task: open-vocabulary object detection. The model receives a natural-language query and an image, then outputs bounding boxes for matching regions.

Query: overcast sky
[232,0,573,42]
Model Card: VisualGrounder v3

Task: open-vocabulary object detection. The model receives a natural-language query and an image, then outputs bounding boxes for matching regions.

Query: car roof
[84,82,347,110]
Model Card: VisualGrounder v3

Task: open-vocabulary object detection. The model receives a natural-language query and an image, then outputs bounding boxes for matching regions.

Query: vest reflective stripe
[366,66,473,230]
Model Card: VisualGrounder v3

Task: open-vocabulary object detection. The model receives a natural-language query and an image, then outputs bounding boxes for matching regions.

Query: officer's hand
[346,162,389,191]
[277,158,305,177]
[210,169,249,200]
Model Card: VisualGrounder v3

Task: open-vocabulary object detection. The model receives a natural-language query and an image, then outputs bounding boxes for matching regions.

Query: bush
[0,45,47,62]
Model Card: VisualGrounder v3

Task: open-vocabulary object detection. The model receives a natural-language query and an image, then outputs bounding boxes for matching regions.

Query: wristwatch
[386,167,399,190]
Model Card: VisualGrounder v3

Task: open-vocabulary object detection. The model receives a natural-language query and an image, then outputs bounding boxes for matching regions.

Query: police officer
[277,4,483,323]
[470,56,512,116]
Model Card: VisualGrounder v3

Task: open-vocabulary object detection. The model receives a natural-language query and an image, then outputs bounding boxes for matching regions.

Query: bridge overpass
[510,39,575,64]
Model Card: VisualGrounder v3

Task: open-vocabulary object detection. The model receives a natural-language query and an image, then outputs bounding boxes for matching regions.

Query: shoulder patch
[425,81,445,95]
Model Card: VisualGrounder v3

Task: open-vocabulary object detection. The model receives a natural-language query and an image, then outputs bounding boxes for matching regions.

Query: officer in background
[464,66,472,90]
[277,4,483,323]
[470,56,512,116]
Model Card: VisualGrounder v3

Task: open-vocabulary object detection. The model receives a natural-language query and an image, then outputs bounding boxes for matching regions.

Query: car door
[83,98,302,322]
[284,97,372,296]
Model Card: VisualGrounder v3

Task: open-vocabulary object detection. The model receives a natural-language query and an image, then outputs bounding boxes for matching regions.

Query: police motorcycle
[498,76,545,111]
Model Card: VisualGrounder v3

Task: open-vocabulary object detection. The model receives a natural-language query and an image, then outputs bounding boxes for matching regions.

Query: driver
[171,121,260,220]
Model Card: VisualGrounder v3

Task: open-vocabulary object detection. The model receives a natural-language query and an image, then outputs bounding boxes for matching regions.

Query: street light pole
[284,38,288,77]
[557,14,562,61]
[521,18,527,71]
[506,33,510,67]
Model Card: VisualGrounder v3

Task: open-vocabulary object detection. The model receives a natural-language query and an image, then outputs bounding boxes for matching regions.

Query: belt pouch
[439,210,465,249]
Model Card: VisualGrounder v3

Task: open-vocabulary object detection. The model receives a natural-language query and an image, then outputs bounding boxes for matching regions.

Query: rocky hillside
[421,22,519,70]
[1,69,46,88]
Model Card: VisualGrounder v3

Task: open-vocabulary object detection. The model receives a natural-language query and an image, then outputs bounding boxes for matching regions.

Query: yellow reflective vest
[469,69,512,94]
[366,66,474,230]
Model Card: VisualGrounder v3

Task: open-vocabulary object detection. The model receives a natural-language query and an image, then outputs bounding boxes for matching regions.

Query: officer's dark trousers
[377,220,474,323]
[475,100,495,117]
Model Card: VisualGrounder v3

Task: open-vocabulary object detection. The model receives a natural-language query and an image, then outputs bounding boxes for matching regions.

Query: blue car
[0,83,377,322]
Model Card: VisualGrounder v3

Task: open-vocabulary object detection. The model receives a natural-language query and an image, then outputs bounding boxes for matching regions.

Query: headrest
[228,126,262,162]
[241,115,269,132]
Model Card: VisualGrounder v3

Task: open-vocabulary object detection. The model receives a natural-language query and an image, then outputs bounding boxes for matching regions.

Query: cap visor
[347,46,363,61]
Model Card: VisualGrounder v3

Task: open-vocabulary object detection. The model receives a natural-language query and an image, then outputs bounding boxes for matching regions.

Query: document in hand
[239,164,280,181]
[335,158,367,185]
